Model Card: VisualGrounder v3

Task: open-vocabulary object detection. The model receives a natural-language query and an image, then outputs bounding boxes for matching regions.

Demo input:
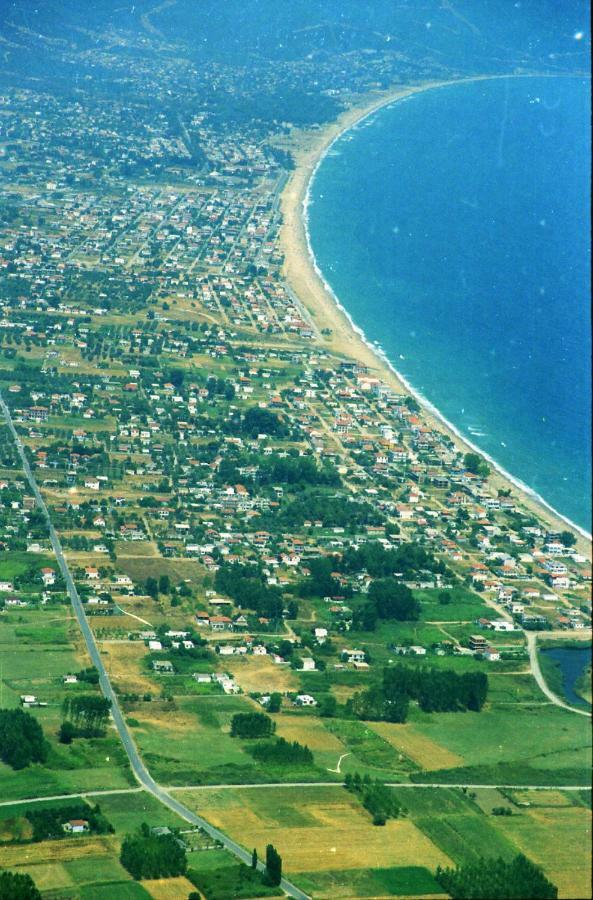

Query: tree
[0,708,47,770]
[251,848,258,869]
[559,530,576,548]
[58,721,76,744]
[120,828,187,880]
[463,452,490,479]
[61,695,111,734]
[265,844,282,886]
[0,871,42,899]
[369,579,420,621]
[145,577,158,600]
[230,712,275,739]
[267,693,282,713]
[158,574,171,594]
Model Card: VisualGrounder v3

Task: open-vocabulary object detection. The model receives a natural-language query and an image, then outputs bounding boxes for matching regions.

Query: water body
[307,76,591,533]
[541,645,592,707]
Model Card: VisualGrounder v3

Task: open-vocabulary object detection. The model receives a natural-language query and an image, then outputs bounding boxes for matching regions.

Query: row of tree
[436,854,557,899]
[344,773,402,826]
[61,695,111,735]
[347,664,488,723]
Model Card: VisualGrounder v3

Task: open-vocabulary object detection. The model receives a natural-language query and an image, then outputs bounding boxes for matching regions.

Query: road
[3,780,590,811]
[526,631,591,718]
[0,393,310,900]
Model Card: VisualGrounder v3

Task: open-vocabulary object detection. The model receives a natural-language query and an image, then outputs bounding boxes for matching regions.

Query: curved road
[526,632,591,718]
[0,393,310,900]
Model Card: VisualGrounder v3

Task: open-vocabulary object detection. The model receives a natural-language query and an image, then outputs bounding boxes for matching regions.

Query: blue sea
[307,76,591,534]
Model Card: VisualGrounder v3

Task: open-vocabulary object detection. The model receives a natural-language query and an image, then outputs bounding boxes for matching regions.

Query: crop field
[294,865,446,898]
[416,811,519,866]
[368,722,464,771]
[275,713,345,752]
[0,550,55,581]
[129,695,265,784]
[491,805,592,899]
[0,835,125,889]
[141,876,198,899]
[177,786,453,874]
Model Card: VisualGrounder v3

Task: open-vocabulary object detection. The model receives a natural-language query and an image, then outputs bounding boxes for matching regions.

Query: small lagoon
[541,645,591,707]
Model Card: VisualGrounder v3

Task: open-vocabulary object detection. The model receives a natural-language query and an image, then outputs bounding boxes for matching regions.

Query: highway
[0,392,310,900]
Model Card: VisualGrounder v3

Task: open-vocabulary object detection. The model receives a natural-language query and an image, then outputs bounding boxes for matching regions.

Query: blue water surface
[308,76,591,531]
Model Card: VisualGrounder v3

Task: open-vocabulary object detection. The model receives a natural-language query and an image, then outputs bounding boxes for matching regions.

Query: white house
[295,694,317,707]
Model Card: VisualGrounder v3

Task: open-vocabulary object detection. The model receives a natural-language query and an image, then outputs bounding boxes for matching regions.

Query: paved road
[526,632,591,718]
[0,393,310,900]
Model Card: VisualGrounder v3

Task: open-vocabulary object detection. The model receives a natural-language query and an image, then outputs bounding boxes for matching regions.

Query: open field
[491,805,592,899]
[225,655,299,693]
[177,786,453,874]
[99,641,157,694]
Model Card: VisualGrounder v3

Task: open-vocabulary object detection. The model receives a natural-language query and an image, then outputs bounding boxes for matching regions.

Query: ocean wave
[301,88,592,542]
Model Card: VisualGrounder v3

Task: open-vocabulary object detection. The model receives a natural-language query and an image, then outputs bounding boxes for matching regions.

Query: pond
[541,645,592,707]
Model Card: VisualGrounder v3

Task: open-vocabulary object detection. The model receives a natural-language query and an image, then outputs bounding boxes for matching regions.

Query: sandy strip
[278,73,591,555]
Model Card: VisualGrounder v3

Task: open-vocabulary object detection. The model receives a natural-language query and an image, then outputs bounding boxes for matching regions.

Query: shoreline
[278,72,592,554]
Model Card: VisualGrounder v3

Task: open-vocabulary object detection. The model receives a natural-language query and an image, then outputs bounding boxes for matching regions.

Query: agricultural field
[490,803,592,899]
[177,785,454,876]
[293,865,446,898]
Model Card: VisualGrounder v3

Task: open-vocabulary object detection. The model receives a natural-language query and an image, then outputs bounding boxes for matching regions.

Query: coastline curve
[280,71,592,547]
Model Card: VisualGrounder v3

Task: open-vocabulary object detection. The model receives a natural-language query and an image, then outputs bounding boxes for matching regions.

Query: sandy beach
[278,75,592,556]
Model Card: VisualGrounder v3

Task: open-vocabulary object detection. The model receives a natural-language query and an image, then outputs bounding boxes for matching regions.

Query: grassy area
[405,704,592,784]
[324,718,418,779]
[188,860,282,899]
[0,550,55,581]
